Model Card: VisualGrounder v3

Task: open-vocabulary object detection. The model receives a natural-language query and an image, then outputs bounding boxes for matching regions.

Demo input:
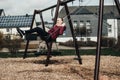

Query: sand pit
[0,55,119,80]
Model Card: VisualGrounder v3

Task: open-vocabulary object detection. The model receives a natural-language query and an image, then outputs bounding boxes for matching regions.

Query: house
[0,12,52,40]
[0,14,36,39]
[58,5,119,42]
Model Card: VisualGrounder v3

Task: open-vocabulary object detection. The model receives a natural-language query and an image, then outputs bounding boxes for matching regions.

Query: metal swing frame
[94,0,120,80]
[23,0,82,66]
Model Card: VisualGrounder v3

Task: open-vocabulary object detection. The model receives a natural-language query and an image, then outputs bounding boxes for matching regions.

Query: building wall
[59,5,120,42]
[57,36,97,42]
[63,14,108,42]
[0,20,36,40]
[117,19,120,36]
[107,19,118,40]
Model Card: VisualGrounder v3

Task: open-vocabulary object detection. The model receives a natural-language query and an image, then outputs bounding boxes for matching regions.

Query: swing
[34,39,61,57]
[24,24,62,57]
[24,0,82,66]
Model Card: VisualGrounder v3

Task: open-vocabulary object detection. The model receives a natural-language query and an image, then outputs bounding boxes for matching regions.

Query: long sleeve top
[48,25,66,40]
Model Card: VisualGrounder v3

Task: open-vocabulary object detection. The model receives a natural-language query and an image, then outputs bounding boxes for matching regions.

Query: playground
[0,55,119,80]
[0,0,120,80]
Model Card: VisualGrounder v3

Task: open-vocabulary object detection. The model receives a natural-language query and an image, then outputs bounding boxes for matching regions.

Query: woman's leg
[25,27,47,35]
[25,27,49,40]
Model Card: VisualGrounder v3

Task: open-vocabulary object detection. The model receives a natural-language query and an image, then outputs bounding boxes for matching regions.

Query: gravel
[0,55,119,80]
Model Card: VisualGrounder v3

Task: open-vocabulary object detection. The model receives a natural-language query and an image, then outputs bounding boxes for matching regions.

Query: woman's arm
[62,23,65,26]
[59,23,66,35]
[48,26,55,33]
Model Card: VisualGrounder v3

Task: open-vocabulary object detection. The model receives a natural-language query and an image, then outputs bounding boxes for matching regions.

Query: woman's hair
[58,17,63,21]
[61,18,63,21]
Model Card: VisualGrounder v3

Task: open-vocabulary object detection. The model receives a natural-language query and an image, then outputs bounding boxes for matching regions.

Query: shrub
[86,41,97,47]
[59,37,117,48]
[59,40,97,47]
[114,36,120,51]
[101,37,116,47]
[59,40,74,47]
[2,38,23,54]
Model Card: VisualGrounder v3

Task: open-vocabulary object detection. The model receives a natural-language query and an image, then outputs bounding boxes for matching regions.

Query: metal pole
[24,10,36,59]
[39,11,52,66]
[53,0,61,25]
[64,3,82,64]
[45,0,61,66]
[94,0,104,80]
[114,0,120,14]
[35,0,75,14]
[39,12,45,31]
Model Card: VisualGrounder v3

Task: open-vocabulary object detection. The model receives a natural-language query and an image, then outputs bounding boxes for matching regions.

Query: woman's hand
[62,23,65,26]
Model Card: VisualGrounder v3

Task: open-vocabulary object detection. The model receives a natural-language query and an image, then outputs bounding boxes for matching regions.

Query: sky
[0,0,117,21]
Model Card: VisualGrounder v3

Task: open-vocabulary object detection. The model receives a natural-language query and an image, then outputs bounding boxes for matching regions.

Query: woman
[17,17,66,42]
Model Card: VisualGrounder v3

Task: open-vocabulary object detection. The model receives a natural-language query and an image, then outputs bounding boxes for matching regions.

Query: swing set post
[35,0,75,13]
[94,0,120,80]
[114,0,120,14]
[39,12,45,31]
[94,0,104,79]
[39,11,52,66]
[64,3,82,64]
[45,0,61,66]
[23,10,36,59]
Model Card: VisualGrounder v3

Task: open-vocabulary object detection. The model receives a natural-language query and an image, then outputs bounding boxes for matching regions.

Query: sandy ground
[0,55,119,80]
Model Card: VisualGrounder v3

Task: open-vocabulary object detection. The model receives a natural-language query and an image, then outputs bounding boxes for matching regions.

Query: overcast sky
[0,0,117,21]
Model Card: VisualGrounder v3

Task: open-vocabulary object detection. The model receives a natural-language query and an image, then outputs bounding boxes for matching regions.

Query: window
[80,20,84,27]
[80,38,84,41]
[108,29,112,32]
[86,20,92,33]
[73,20,78,28]
[86,20,91,27]
[6,28,10,32]
[87,38,91,41]
[80,20,84,22]
[108,25,111,28]
[73,20,78,36]
[86,20,90,23]
[74,21,77,23]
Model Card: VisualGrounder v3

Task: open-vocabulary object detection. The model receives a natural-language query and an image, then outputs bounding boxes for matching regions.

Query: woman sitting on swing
[16,17,66,42]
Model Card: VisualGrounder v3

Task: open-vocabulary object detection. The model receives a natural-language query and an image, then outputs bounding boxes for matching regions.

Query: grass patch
[0,52,36,58]
[0,48,119,58]
[60,48,120,56]
[101,48,120,56]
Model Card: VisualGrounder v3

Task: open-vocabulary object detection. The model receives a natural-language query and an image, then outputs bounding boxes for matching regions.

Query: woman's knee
[35,27,42,31]
[35,27,40,29]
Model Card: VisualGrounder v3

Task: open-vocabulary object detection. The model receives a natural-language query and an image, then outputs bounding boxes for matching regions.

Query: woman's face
[56,18,63,25]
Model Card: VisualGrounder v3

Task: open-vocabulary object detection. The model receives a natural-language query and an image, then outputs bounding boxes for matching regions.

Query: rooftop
[0,14,33,28]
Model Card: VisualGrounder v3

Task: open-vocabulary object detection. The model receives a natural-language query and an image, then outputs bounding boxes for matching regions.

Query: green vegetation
[60,48,120,56]
[0,52,36,58]
[0,48,119,58]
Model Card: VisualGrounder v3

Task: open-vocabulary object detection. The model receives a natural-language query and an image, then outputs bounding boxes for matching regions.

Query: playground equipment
[94,0,120,80]
[23,0,82,67]
[22,0,120,80]
[1,0,120,80]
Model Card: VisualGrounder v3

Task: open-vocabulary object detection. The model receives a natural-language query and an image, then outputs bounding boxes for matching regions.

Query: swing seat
[25,33,50,41]
[25,34,38,40]
[26,34,61,57]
